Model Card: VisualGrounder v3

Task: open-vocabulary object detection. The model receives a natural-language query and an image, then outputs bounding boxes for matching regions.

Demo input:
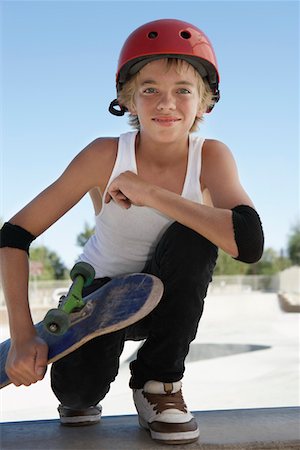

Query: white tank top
[79,131,205,277]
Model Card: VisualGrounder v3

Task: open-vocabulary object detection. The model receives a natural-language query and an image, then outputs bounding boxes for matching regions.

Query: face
[129,59,202,141]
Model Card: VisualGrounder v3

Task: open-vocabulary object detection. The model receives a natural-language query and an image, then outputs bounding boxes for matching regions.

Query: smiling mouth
[152,117,181,124]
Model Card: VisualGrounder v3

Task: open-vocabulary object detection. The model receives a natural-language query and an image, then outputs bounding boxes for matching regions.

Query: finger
[108,188,125,200]
[8,368,36,387]
[34,358,48,380]
[9,353,43,385]
[107,190,131,209]
[6,360,33,386]
[115,192,131,205]
[105,188,121,204]
[104,192,112,204]
[35,366,47,380]
[115,196,131,209]
[116,192,128,201]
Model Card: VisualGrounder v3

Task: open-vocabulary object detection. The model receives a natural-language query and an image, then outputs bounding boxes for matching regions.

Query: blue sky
[1,0,299,268]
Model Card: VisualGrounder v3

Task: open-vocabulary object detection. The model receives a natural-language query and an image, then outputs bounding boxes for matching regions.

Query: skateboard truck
[43,262,95,335]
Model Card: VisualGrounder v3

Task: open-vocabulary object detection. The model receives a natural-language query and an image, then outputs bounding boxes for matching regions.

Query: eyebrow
[140,79,195,86]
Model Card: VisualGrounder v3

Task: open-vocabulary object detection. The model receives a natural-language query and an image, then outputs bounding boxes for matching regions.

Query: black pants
[51,223,218,408]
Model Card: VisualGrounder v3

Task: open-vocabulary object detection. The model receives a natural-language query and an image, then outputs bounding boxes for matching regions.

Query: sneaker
[58,404,102,426]
[132,380,199,444]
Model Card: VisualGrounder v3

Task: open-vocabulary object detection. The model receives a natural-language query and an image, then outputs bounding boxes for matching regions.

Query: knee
[155,222,218,280]
[160,222,217,256]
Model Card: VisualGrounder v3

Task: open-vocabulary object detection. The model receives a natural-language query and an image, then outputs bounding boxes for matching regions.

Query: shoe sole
[138,416,200,445]
[60,413,101,427]
[59,405,102,427]
[60,417,101,427]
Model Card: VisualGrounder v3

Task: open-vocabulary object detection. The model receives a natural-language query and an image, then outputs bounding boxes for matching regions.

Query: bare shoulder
[201,139,253,209]
[202,139,236,165]
[87,137,118,157]
[69,137,118,190]
[77,137,118,169]
[201,139,238,183]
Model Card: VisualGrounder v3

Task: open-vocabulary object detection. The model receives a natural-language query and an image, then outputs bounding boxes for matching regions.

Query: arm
[0,247,49,385]
[0,138,117,385]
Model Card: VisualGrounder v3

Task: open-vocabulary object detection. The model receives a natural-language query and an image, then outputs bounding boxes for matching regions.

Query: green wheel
[43,309,71,335]
[70,262,95,287]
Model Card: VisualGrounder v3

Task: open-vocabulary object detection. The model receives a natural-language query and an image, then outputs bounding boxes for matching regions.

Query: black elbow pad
[231,205,264,263]
[0,222,36,255]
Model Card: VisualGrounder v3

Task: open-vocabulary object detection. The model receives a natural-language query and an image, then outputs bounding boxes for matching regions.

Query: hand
[6,335,48,386]
[105,171,152,209]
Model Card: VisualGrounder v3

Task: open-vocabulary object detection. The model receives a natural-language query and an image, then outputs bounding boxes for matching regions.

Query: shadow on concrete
[186,343,271,362]
[125,343,271,364]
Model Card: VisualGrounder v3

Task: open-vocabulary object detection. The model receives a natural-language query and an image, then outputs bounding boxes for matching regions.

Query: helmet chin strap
[109,99,128,116]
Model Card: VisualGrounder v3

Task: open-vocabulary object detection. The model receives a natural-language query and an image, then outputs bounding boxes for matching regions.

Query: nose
[156,91,176,111]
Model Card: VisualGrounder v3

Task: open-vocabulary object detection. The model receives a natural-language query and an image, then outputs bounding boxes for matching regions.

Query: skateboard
[0,262,163,388]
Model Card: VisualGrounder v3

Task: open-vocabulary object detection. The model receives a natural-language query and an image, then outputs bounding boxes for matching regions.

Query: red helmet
[109,19,220,115]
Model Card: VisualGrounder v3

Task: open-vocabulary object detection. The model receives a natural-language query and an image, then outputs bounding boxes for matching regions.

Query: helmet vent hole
[180,30,191,39]
[148,31,158,39]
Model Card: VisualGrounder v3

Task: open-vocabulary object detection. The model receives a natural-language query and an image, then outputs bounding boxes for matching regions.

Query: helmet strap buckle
[109,99,128,116]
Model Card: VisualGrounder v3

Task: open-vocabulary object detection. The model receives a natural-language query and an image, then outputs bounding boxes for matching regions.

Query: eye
[177,88,191,94]
[143,87,157,94]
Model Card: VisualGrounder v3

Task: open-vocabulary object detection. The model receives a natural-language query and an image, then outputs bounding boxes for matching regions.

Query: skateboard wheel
[43,309,71,335]
[70,262,95,287]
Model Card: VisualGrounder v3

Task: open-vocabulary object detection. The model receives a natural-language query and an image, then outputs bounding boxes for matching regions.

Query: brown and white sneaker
[58,404,102,426]
[132,380,199,444]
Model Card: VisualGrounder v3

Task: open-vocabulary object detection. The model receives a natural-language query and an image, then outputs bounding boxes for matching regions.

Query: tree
[214,250,249,275]
[247,247,291,275]
[287,221,300,265]
[215,247,291,275]
[76,222,95,248]
[30,246,68,280]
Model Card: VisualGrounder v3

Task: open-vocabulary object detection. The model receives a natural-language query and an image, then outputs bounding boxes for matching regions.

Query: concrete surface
[0,291,299,449]
[1,407,299,450]
[1,292,298,422]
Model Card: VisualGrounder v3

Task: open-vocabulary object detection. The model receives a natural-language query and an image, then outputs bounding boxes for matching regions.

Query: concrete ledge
[1,407,299,450]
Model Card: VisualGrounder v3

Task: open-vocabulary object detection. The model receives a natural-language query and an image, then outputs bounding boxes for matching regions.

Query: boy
[0,19,264,445]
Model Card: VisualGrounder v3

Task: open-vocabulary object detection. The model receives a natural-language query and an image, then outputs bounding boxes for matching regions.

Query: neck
[136,131,189,166]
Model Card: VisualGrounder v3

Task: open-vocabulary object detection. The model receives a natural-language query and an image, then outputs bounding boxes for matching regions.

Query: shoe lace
[143,389,187,414]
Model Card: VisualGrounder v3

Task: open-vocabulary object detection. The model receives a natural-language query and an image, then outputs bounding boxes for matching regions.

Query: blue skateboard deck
[0,273,163,388]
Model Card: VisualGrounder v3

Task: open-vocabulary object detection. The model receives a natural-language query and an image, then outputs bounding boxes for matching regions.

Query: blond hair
[118,58,214,132]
